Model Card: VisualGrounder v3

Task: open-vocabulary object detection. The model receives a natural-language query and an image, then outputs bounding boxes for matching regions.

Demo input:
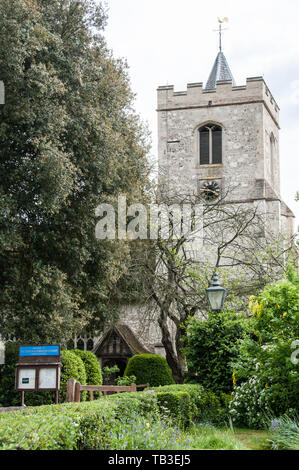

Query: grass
[233,428,271,450]
[176,423,272,450]
[178,424,247,450]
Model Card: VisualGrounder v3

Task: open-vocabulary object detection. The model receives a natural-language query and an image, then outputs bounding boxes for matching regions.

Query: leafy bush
[0,342,23,407]
[102,365,120,384]
[268,415,299,450]
[147,384,230,426]
[0,401,117,450]
[183,311,248,394]
[105,391,159,420]
[72,349,102,399]
[230,269,299,428]
[0,392,188,450]
[124,354,175,387]
[116,375,136,386]
[60,350,87,402]
[156,391,192,429]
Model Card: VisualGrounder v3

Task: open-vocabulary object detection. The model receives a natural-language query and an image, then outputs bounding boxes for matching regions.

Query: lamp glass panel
[208,289,224,310]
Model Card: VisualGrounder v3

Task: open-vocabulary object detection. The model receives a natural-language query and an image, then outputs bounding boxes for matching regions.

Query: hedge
[156,391,192,429]
[0,401,117,450]
[60,350,87,402]
[124,354,175,386]
[147,384,232,426]
[72,349,102,399]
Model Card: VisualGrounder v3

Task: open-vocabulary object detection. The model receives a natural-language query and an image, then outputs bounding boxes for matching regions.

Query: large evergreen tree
[0,0,150,344]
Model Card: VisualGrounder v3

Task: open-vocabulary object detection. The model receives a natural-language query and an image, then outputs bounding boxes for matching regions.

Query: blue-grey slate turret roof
[205,51,236,89]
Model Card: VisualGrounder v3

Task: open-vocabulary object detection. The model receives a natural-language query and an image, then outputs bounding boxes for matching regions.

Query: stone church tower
[157,50,295,238]
[91,45,295,369]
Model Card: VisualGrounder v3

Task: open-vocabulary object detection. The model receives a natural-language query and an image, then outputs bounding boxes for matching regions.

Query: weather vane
[214,17,229,52]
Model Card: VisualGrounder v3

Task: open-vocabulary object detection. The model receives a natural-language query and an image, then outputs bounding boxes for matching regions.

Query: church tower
[157,32,295,238]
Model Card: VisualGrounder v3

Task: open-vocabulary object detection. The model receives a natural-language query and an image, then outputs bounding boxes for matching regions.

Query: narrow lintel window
[199,124,222,165]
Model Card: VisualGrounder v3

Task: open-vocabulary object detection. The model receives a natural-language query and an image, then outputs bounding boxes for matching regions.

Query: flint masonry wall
[157,77,294,236]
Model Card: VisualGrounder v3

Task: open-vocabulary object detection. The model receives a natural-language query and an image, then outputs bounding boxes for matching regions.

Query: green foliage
[108,412,188,450]
[268,415,299,450]
[72,349,102,399]
[183,311,248,393]
[60,350,87,402]
[105,391,160,421]
[0,401,117,450]
[230,270,299,428]
[0,0,150,344]
[156,391,192,429]
[116,375,136,386]
[124,354,175,387]
[0,343,22,407]
[147,384,231,426]
[102,365,120,384]
[0,393,188,450]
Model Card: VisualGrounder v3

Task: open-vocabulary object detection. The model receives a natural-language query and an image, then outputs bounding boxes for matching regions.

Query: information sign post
[15,345,61,406]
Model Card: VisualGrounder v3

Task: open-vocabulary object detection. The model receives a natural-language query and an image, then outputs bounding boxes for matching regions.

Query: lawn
[177,424,271,450]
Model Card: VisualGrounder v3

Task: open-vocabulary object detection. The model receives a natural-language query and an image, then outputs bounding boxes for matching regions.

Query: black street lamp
[206,271,226,312]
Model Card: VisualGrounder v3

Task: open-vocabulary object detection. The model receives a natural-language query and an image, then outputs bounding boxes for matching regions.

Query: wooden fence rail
[66,379,150,403]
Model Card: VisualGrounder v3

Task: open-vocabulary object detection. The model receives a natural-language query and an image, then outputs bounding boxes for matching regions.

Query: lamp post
[206,271,226,312]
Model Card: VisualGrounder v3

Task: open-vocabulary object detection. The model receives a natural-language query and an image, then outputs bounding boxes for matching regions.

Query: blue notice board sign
[19,346,60,357]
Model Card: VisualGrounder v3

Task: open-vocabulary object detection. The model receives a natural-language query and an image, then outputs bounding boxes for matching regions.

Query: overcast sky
[102,0,299,226]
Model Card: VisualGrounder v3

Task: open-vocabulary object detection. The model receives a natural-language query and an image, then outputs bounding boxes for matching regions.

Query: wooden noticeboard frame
[15,345,61,405]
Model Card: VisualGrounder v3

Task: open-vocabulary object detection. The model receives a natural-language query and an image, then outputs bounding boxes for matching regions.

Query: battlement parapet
[157,77,279,124]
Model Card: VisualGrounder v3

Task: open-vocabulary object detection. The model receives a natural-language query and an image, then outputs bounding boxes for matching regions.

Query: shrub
[72,349,102,399]
[0,401,117,450]
[116,375,136,386]
[156,391,192,429]
[183,311,248,394]
[0,342,22,407]
[229,377,272,429]
[148,384,230,426]
[230,270,299,427]
[60,350,87,402]
[124,354,175,387]
[102,365,120,385]
[147,384,203,421]
[105,391,159,420]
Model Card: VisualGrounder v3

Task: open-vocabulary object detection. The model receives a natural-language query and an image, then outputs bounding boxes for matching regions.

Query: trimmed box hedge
[124,354,175,386]
[156,391,192,429]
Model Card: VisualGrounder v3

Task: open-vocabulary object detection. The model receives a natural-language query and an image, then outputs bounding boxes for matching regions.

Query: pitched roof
[205,51,236,90]
[117,324,152,355]
[94,323,152,357]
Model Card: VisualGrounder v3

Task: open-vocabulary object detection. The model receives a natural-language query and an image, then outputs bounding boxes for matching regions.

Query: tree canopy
[0,0,150,344]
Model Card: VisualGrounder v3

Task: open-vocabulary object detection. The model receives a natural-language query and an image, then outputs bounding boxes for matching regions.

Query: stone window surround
[194,121,224,167]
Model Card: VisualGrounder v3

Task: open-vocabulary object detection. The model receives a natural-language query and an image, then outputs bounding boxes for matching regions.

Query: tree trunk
[158,310,184,383]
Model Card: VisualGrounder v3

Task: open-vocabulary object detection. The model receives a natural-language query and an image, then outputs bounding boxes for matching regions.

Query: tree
[130,185,297,383]
[0,0,150,344]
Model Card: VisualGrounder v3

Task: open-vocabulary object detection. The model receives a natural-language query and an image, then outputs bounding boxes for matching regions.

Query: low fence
[66,379,149,403]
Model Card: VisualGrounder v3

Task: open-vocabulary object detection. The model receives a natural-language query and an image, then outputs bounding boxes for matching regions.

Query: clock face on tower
[200,181,221,201]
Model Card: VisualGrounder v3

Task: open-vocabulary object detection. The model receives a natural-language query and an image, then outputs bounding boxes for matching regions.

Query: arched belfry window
[199,124,222,165]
